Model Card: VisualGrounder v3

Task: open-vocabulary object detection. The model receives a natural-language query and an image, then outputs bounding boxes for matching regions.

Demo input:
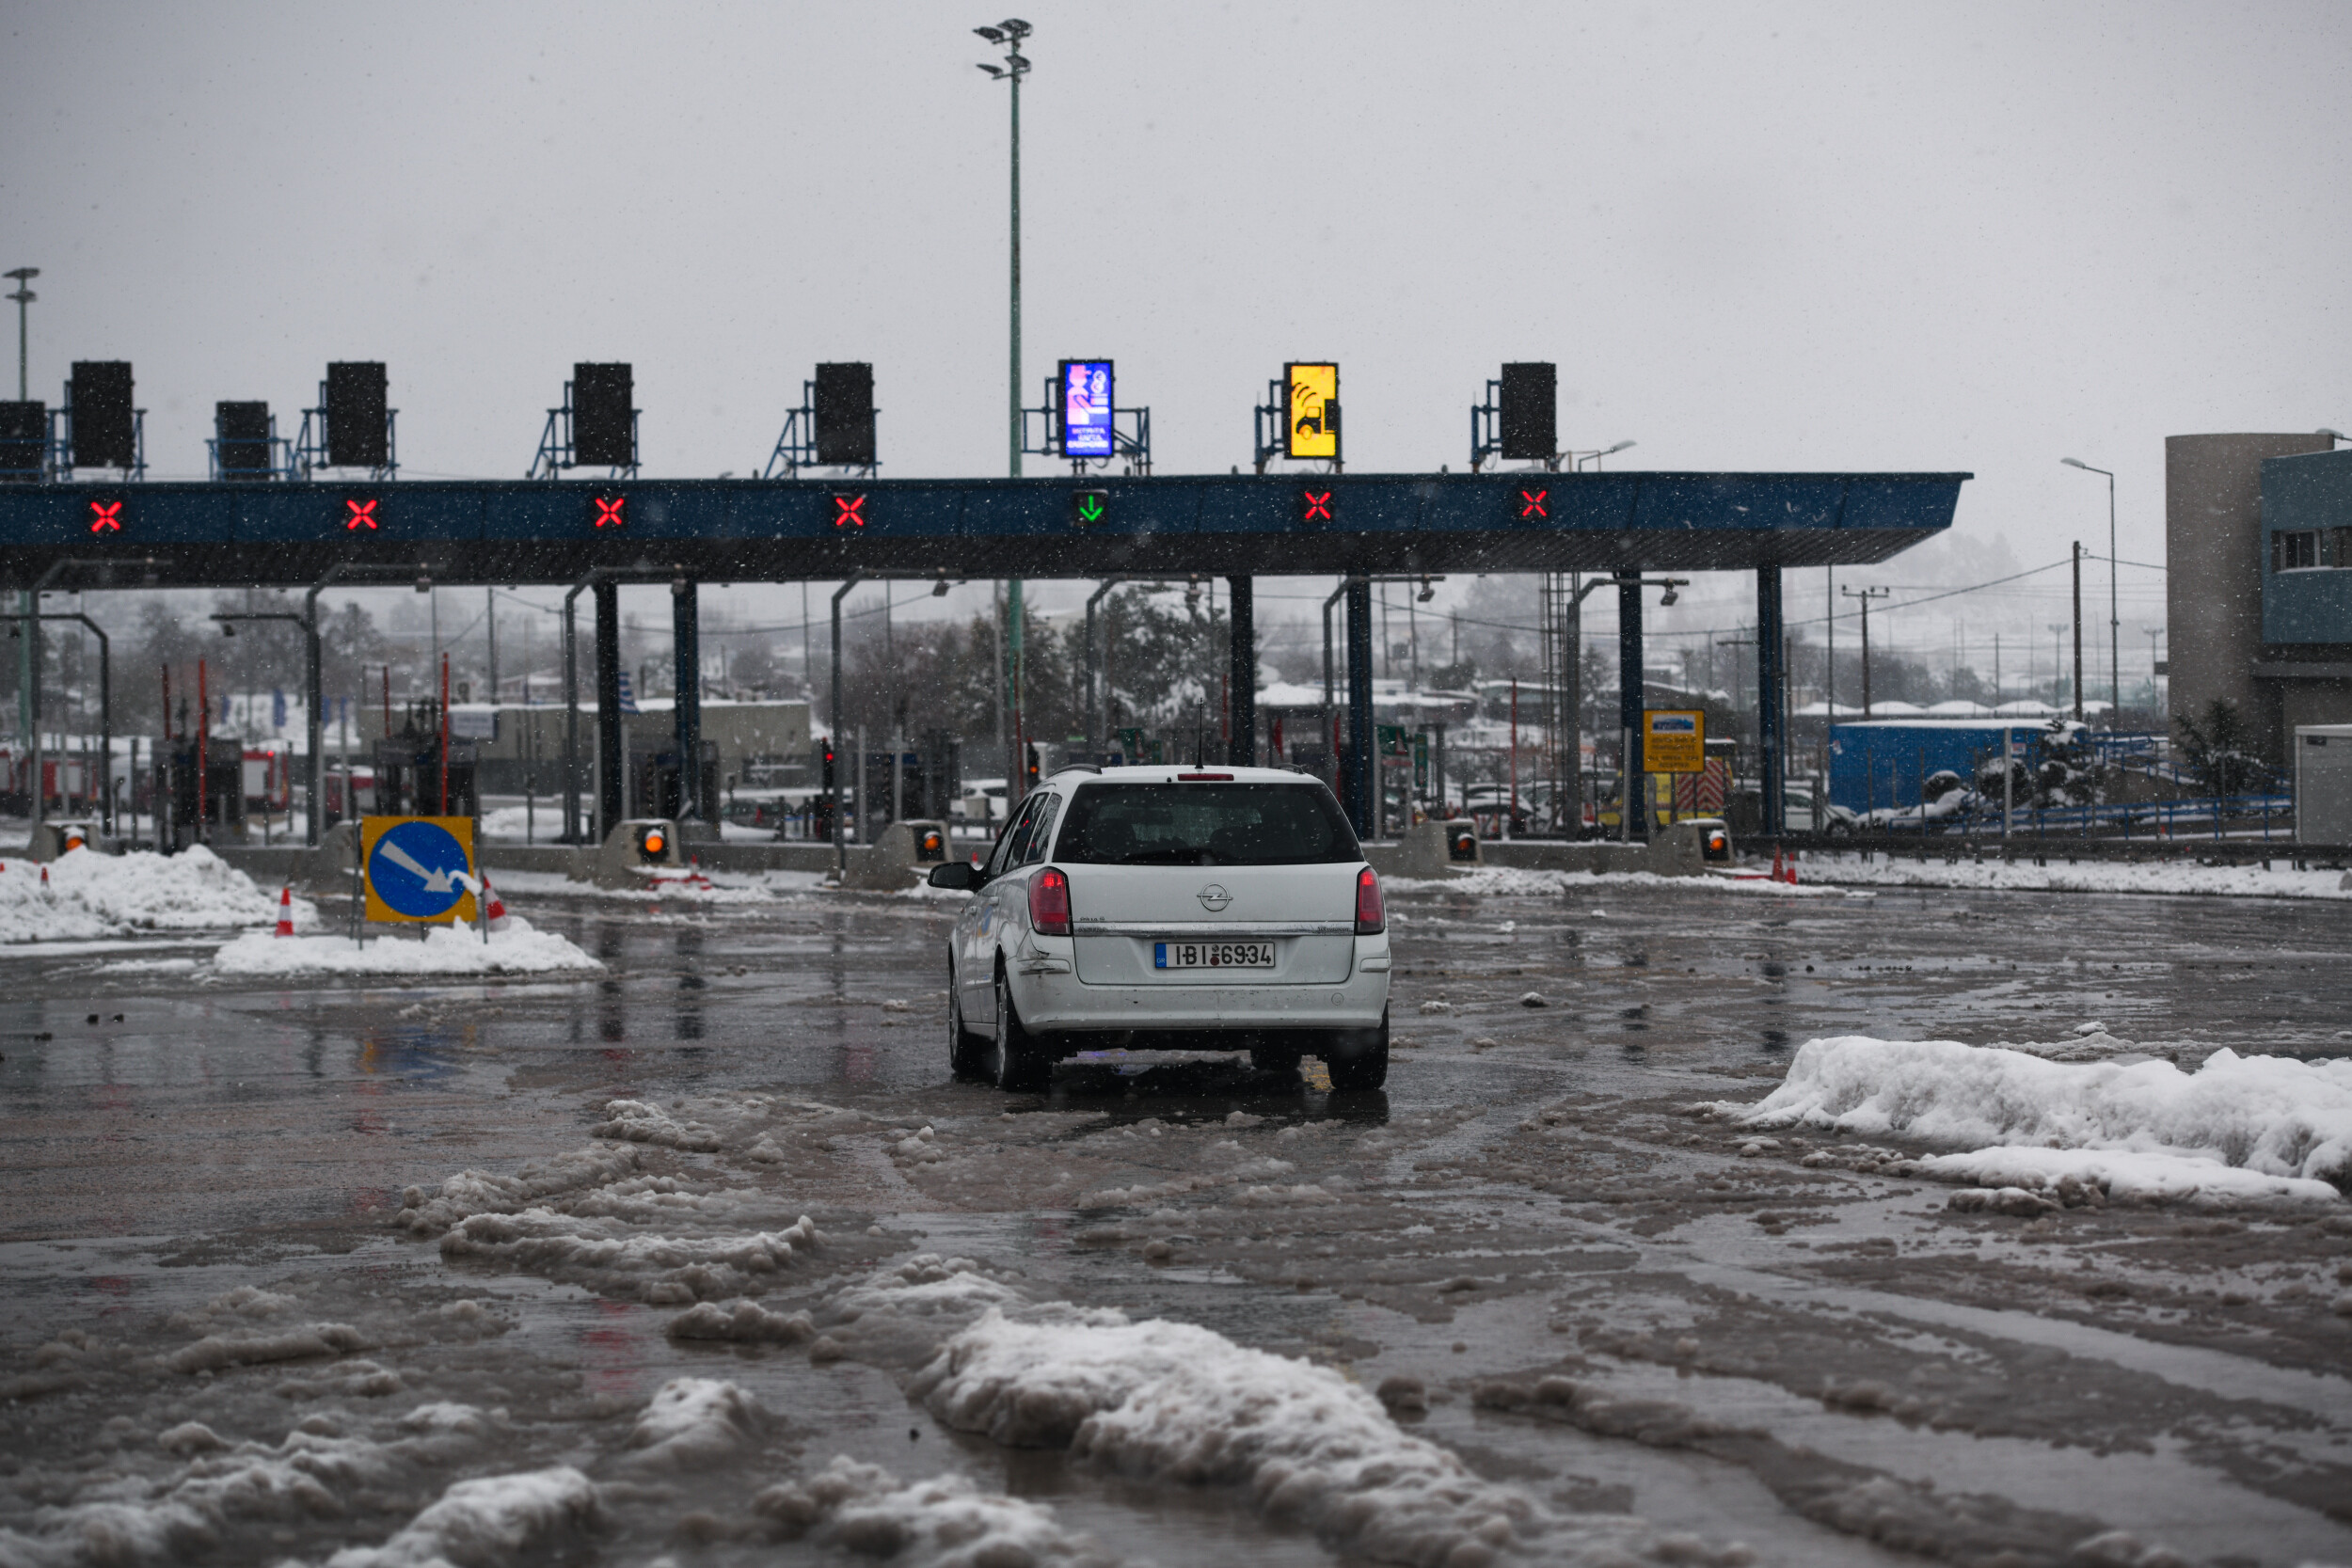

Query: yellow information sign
[1284,361,1339,460]
[359,815,480,925]
[1643,709,1706,774]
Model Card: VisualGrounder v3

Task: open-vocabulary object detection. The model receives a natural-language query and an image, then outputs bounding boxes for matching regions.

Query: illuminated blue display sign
[1060,359,1114,459]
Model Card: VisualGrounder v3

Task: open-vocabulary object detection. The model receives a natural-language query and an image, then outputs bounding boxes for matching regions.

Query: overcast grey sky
[7,1,2347,669]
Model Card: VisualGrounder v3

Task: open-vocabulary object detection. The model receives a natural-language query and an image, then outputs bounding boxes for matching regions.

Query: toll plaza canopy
[0,469,1967,588]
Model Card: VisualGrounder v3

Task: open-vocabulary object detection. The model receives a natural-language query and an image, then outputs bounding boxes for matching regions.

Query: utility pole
[1840,585,1889,719]
[975,18,1032,799]
[2048,624,2068,711]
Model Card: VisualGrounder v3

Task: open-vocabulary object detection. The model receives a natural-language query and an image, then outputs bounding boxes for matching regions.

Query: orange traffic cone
[275,884,295,937]
[1770,847,1785,881]
[1784,850,1799,886]
[482,874,510,933]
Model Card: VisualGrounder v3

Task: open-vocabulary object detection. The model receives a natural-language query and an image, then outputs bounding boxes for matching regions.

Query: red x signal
[1300,488,1334,523]
[87,500,122,533]
[1518,487,1549,519]
[344,499,379,531]
[832,493,867,529]
[594,497,626,529]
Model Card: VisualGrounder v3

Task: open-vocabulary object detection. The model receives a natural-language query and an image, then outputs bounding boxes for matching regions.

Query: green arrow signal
[1076,494,1104,523]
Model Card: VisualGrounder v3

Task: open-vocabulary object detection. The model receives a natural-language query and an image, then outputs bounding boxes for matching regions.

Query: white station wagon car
[927,765,1393,1092]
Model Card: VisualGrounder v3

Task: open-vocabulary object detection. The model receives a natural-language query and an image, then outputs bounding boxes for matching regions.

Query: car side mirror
[929,861,978,891]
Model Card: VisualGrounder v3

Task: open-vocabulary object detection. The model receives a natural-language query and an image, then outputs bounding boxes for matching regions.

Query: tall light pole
[976,19,1031,797]
[2061,458,2120,726]
[4,267,34,401]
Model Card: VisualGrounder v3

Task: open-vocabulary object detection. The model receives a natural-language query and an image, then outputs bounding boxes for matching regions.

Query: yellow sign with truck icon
[1284,362,1339,460]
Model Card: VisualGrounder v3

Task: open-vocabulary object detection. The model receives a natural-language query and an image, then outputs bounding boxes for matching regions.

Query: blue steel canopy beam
[0,471,1966,591]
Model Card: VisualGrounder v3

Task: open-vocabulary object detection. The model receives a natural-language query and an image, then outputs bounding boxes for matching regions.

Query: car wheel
[1325,1008,1390,1091]
[947,966,985,1080]
[989,971,1052,1093]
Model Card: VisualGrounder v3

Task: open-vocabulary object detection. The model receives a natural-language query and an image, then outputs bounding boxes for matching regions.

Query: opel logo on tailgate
[1197,883,1232,912]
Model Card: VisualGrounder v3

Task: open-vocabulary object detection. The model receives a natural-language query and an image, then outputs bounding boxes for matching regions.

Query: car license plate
[1154,941,1274,970]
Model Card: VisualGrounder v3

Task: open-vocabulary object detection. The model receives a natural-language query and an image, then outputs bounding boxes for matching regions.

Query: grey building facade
[2165,432,2343,763]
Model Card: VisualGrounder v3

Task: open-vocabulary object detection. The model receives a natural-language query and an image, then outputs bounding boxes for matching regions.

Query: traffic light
[829,492,868,530]
[0,402,43,483]
[818,738,836,790]
[1025,744,1041,788]
[916,826,946,863]
[1499,362,1556,462]
[325,362,389,467]
[589,494,627,530]
[572,363,634,467]
[814,362,875,467]
[215,402,272,475]
[1071,487,1108,527]
[69,362,135,469]
[635,822,669,863]
[1298,486,1335,524]
[1516,485,1549,520]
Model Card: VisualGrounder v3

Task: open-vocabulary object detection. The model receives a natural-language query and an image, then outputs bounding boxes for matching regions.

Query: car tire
[1326,1008,1390,1091]
[947,968,986,1080]
[989,971,1053,1093]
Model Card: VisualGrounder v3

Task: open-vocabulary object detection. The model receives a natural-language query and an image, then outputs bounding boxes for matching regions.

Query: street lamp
[2061,458,2120,727]
[975,18,1033,798]
[5,267,35,401]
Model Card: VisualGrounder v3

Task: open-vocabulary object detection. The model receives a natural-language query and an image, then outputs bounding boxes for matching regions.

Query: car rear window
[1053,783,1361,866]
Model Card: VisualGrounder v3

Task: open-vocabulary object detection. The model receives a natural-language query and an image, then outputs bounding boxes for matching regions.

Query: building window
[2330,526,2352,567]
[2274,530,2320,571]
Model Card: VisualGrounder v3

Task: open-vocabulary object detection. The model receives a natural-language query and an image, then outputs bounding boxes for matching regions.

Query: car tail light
[1176,772,1233,782]
[1029,866,1072,936]
[1355,865,1385,935]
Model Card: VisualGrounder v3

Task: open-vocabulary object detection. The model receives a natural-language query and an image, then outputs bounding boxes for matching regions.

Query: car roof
[1048,765,1327,786]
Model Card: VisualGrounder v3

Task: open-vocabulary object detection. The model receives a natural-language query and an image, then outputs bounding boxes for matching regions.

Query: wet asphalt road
[3,879,2349,1566]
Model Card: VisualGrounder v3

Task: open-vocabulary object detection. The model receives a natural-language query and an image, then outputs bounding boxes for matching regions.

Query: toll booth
[628,741,721,822]
[153,735,246,850]
[371,701,480,817]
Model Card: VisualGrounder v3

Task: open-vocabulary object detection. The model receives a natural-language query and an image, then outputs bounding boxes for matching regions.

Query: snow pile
[0,1405,509,1568]
[1384,865,1842,899]
[437,1209,822,1304]
[321,1465,601,1567]
[1797,852,2352,901]
[625,1378,764,1468]
[754,1456,1115,1566]
[796,1256,1700,1567]
[211,915,599,977]
[1723,1036,2352,1201]
[396,1145,645,1236]
[0,845,311,944]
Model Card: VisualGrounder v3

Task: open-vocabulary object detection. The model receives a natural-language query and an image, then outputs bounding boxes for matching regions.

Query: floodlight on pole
[4,266,36,402]
[1574,440,1634,471]
[2060,457,2121,726]
[2320,428,2348,445]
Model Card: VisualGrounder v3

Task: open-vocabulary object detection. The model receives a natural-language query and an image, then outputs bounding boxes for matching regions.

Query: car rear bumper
[1009,961,1390,1034]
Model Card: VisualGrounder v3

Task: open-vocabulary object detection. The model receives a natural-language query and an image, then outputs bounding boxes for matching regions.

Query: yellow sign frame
[1643,709,1706,774]
[359,815,479,925]
[1284,362,1339,461]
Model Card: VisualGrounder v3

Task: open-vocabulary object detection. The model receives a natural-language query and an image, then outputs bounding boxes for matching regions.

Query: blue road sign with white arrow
[366,818,473,921]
